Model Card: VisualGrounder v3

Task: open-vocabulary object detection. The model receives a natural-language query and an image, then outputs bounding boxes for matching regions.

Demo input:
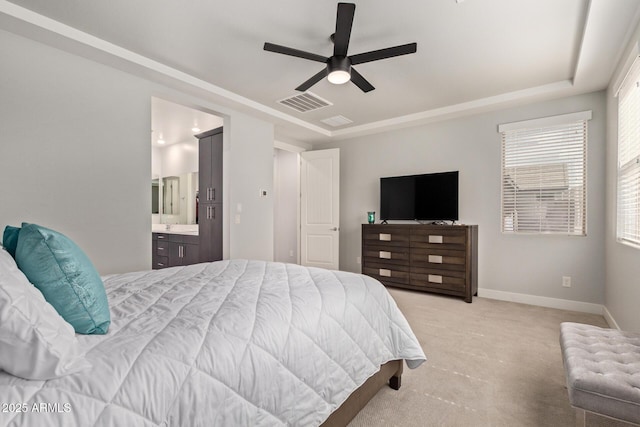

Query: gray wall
[0,30,275,274]
[322,91,607,305]
[605,20,640,332]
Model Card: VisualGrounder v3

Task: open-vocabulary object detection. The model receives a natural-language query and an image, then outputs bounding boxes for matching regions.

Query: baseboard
[478,288,603,315]
[602,306,621,330]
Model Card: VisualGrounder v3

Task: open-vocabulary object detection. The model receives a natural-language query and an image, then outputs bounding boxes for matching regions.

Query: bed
[0,258,426,426]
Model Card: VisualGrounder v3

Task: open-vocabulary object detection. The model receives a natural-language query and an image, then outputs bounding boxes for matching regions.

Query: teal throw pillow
[15,223,110,335]
[2,226,20,258]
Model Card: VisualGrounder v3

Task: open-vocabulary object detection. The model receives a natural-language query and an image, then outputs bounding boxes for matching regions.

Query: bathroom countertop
[152,224,199,236]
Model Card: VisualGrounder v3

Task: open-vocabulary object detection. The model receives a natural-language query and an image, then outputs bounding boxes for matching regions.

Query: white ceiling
[2,0,640,144]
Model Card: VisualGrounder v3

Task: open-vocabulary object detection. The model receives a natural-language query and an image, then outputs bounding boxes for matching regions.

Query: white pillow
[0,247,91,380]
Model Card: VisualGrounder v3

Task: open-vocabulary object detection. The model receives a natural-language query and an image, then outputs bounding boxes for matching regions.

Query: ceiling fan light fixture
[327,56,351,85]
[328,70,350,85]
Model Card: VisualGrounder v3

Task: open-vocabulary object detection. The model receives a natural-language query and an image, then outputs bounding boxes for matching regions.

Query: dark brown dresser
[361,224,478,302]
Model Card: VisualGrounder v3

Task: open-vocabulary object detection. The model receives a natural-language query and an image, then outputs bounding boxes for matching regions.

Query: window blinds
[617,57,640,246]
[499,113,588,235]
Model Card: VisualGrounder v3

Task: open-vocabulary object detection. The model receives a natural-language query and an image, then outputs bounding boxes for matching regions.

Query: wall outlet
[562,276,571,287]
[356,256,361,264]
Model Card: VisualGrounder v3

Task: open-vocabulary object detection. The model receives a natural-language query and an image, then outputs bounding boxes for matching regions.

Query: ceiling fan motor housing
[327,56,351,84]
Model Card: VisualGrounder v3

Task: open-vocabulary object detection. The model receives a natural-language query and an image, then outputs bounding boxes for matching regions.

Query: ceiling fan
[263,2,417,93]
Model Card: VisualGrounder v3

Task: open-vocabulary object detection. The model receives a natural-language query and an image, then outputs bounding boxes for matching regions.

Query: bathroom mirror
[152,172,199,224]
[151,179,159,214]
[163,176,180,215]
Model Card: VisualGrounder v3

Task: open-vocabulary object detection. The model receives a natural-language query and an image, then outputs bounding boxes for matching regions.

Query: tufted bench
[560,322,640,426]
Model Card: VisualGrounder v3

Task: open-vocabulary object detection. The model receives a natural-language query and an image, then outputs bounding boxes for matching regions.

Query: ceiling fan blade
[350,68,375,93]
[333,3,355,57]
[264,42,328,63]
[349,42,417,65]
[295,69,328,91]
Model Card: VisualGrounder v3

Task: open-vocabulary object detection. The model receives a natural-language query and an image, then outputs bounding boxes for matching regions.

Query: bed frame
[320,359,403,426]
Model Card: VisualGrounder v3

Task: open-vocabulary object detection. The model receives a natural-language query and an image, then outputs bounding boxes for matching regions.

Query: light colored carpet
[348,288,622,427]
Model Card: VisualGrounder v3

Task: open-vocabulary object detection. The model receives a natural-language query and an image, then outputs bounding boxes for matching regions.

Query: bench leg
[575,408,586,427]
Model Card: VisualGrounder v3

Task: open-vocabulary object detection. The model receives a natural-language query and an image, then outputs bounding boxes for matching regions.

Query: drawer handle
[157,263,165,267]
[379,233,391,241]
[428,255,443,263]
[428,274,443,284]
[158,247,165,251]
[157,235,165,239]
[379,251,391,259]
[379,268,392,277]
[428,235,443,244]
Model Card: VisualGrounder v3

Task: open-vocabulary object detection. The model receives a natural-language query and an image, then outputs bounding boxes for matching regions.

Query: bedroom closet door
[300,148,340,270]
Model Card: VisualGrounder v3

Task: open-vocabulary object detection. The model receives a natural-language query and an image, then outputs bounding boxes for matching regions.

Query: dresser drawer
[410,267,466,293]
[362,244,410,266]
[362,226,410,248]
[363,261,410,285]
[410,227,466,250]
[410,247,466,271]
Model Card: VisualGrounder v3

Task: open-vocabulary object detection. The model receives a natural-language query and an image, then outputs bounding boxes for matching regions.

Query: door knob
[329,227,339,231]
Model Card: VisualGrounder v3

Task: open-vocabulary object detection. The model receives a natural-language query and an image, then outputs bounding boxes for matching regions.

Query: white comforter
[0,260,425,427]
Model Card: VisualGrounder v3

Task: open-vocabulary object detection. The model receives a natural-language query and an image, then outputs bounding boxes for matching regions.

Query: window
[499,111,590,235]
[617,58,640,246]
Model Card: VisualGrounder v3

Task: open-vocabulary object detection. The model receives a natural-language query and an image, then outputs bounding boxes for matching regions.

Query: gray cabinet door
[199,135,213,201]
[198,127,223,204]
[181,242,200,265]
[169,241,200,267]
[200,203,222,262]
[197,126,223,263]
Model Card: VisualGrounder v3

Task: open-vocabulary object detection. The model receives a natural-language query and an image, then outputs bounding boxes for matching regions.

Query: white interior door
[300,148,340,270]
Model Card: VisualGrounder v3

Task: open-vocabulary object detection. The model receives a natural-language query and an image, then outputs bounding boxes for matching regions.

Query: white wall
[227,112,274,261]
[0,30,151,274]
[158,140,199,178]
[0,30,276,274]
[273,148,299,263]
[605,20,640,332]
[321,91,607,305]
[151,146,162,179]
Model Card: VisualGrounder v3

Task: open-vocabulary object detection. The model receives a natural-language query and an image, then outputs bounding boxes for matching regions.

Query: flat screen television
[380,171,459,222]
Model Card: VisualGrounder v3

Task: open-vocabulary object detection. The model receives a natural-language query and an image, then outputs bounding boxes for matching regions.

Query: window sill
[617,237,640,250]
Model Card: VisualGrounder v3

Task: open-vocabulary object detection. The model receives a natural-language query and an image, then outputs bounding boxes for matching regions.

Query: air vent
[278,92,332,113]
[321,115,353,127]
